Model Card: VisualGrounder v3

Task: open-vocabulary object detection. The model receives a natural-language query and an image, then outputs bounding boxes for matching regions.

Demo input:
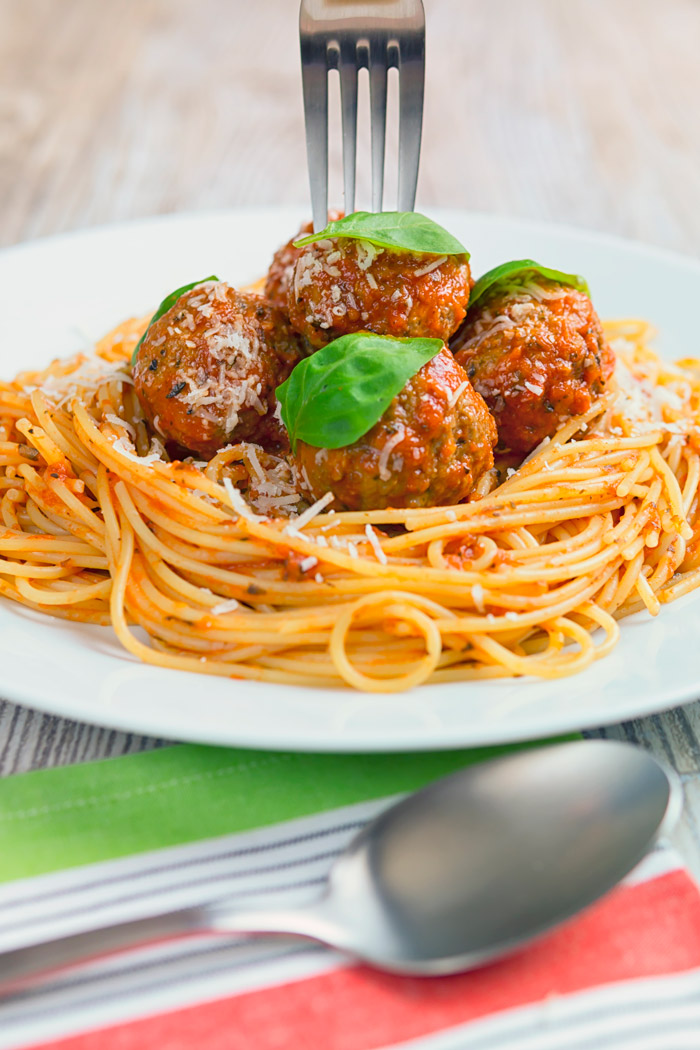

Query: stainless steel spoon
[0,740,680,991]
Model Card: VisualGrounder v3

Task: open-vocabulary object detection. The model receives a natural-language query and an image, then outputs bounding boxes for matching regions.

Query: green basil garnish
[468,260,590,313]
[276,333,443,452]
[293,211,468,258]
[130,276,219,365]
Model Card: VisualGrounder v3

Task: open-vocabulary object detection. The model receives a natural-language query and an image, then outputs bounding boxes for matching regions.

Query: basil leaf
[293,211,468,257]
[276,333,443,452]
[468,259,590,313]
[130,276,219,365]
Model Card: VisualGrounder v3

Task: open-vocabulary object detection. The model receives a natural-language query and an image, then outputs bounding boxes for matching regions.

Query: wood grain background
[3,0,700,252]
[2,0,700,867]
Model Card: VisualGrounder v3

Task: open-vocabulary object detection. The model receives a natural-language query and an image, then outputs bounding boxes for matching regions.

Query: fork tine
[369,45,388,213]
[300,0,425,220]
[339,55,358,216]
[300,54,329,232]
[397,35,425,213]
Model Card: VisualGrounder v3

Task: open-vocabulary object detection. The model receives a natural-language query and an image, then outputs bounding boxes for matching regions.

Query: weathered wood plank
[2,0,700,251]
[0,700,165,777]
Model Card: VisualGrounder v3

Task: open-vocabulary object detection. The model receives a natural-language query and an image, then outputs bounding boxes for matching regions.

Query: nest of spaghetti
[1,219,700,693]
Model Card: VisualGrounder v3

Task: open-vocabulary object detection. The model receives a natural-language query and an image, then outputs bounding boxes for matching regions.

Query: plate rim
[5,203,700,275]
[1,205,699,752]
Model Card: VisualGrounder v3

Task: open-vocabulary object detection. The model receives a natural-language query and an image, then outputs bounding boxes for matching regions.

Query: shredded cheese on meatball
[377,427,405,482]
[355,240,383,270]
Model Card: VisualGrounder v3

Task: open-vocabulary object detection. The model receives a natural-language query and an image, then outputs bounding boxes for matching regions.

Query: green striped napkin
[0,738,575,883]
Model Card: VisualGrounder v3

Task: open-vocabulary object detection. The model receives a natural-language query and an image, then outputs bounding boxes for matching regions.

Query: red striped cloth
[12,855,700,1050]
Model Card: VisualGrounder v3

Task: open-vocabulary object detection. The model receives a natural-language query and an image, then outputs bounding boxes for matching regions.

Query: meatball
[288,238,472,349]
[294,347,497,511]
[452,279,614,454]
[133,282,304,458]
[264,211,343,313]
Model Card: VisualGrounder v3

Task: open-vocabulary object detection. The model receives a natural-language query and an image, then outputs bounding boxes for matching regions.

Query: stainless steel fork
[299,0,426,231]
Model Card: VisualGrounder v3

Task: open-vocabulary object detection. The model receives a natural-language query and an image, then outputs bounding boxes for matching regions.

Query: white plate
[1,207,700,752]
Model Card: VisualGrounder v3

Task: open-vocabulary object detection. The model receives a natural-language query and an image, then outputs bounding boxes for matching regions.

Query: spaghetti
[1,317,699,692]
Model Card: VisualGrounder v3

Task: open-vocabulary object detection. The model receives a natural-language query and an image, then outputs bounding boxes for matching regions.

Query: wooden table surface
[2,0,700,868]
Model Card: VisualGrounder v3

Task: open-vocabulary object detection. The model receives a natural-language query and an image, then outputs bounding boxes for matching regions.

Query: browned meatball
[133,282,304,458]
[294,347,497,511]
[452,279,614,454]
[287,238,472,349]
[264,211,343,313]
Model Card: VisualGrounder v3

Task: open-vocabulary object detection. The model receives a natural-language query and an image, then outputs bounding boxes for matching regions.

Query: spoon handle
[0,907,207,992]
[0,898,339,994]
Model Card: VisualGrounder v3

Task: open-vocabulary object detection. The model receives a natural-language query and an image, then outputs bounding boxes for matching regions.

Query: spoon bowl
[303,739,679,972]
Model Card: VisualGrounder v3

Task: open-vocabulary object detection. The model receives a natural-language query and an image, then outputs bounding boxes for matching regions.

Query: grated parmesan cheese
[524,381,544,396]
[365,524,388,565]
[246,445,267,486]
[447,381,469,410]
[148,436,167,460]
[378,428,405,482]
[355,240,383,271]
[211,598,239,615]
[110,435,161,465]
[105,413,137,439]
[471,583,486,613]
[38,357,135,408]
[286,491,334,532]
[222,476,262,521]
[413,255,447,277]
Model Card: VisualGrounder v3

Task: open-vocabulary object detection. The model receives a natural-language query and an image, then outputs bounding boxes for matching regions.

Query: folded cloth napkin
[0,741,699,1050]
